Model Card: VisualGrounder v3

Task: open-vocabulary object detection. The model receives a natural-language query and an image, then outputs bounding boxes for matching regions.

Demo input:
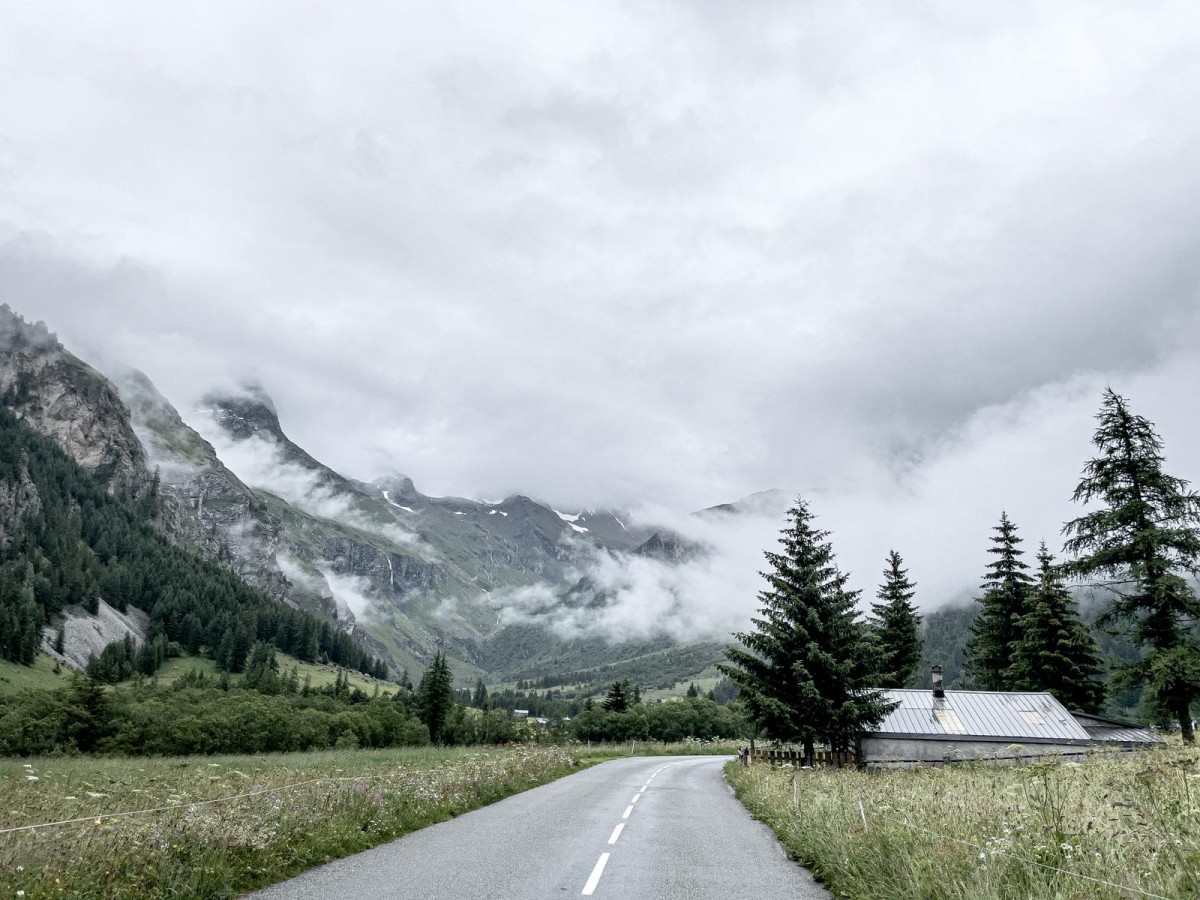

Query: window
[933,709,965,733]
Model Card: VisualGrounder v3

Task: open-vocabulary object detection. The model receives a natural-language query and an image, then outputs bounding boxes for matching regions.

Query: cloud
[193,422,421,551]
[276,552,377,621]
[2,0,1200,620]
[316,567,377,620]
[503,348,1200,642]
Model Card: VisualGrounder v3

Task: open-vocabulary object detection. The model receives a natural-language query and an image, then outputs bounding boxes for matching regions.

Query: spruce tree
[869,550,922,688]
[1062,389,1200,741]
[1007,543,1105,713]
[416,652,456,743]
[720,498,894,761]
[966,512,1033,690]
[472,677,489,709]
[602,681,627,713]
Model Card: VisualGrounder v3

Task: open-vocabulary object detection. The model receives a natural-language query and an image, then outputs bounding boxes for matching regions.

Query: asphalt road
[246,755,828,900]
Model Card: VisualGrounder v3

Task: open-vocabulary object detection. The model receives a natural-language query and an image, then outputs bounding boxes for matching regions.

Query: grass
[139,652,392,695]
[727,743,1200,899]
[574,738,742,757]
[641,671,722,702]
[0,745,589,899]
[0,656,72,696]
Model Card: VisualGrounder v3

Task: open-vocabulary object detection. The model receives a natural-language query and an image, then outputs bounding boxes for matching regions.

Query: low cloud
[194,420,422,551]
[500,349,1200,645]
[316,567,376,620]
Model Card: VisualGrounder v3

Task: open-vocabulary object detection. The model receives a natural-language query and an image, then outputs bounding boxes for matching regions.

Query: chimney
[931,665,945,698]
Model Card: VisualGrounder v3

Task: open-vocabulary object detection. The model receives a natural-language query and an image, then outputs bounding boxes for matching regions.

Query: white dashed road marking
[581,853,610,896]
[579,761,682,895]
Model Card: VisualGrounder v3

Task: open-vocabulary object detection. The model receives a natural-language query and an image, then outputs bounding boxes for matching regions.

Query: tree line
[722,389,1200,758]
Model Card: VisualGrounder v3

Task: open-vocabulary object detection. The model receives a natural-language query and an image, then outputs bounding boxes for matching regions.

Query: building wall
[860,737,1089,768]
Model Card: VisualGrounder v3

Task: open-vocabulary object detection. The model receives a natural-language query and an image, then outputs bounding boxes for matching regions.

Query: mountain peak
[373,474,419,497]
[698,488,793,518]
[0,304,62,353]
[201,383,284,443]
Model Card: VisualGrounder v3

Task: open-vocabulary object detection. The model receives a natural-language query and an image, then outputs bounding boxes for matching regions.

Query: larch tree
[966,512,1034,690]
[1007,543,1105,713]
[1062,389,1200,741]
[720,498,894,763]
[869,550,923,689]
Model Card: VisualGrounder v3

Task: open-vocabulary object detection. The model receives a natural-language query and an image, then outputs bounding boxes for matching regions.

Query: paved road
[247,755,828,899]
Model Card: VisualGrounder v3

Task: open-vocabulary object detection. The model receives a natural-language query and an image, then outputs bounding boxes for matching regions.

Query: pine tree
[869,550,922,688]
[1062,389,1200,741]
[966,512,1034,690]
[1007,543,1105,712]
[472,677,489,709]
[686,682,699,698]
[602,681,627,713]
[720,498,894,761]
[416,652,456,743]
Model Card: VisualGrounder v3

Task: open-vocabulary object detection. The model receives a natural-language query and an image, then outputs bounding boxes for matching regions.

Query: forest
[0,404,387,680]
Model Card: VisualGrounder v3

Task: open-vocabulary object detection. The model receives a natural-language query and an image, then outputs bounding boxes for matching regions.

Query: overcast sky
[3,2,1200,606]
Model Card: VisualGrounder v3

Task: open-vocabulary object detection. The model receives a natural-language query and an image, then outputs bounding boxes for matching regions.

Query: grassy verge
[726,744,1200,899]
[1,745,588,899]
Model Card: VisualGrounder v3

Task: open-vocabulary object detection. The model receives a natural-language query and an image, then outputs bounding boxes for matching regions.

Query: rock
[41,599,149,672]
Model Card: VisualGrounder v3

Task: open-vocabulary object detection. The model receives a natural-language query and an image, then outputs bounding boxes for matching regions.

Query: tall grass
[727,744,1200,899]
[572,737,742,757]
[1,745,585,899]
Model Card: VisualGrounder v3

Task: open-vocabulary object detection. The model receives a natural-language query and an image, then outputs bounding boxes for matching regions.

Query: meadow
[0,745,586,899]
[727,743,1199,900]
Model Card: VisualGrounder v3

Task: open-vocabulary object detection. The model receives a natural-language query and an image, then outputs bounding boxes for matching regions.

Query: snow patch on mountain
[381,490,416,513]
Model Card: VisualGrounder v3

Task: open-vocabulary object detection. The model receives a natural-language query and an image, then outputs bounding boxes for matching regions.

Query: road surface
[246,755,828,899]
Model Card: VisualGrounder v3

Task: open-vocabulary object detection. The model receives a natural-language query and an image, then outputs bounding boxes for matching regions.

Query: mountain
[0,305,777,689]
[698,488,793,518]
[0,392,386,680]
[0,309,150,498]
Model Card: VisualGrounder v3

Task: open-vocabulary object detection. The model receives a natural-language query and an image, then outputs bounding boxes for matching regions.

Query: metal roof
[870,689,1091,743]
[1080,725,1162,745]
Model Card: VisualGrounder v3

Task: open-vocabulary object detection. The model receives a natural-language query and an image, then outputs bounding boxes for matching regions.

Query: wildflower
[25,775,38,782]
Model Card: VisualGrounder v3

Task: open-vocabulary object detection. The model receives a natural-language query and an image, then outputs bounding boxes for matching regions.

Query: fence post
[793,773,798,809]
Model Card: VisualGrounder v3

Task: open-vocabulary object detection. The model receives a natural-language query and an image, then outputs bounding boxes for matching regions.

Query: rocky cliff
[0,307,149,497]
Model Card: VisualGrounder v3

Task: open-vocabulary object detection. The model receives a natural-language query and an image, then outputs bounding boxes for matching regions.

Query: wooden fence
[740,746,857,768]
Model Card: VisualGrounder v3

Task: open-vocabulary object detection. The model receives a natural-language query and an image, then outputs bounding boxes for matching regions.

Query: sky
[3,2,1200,610]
